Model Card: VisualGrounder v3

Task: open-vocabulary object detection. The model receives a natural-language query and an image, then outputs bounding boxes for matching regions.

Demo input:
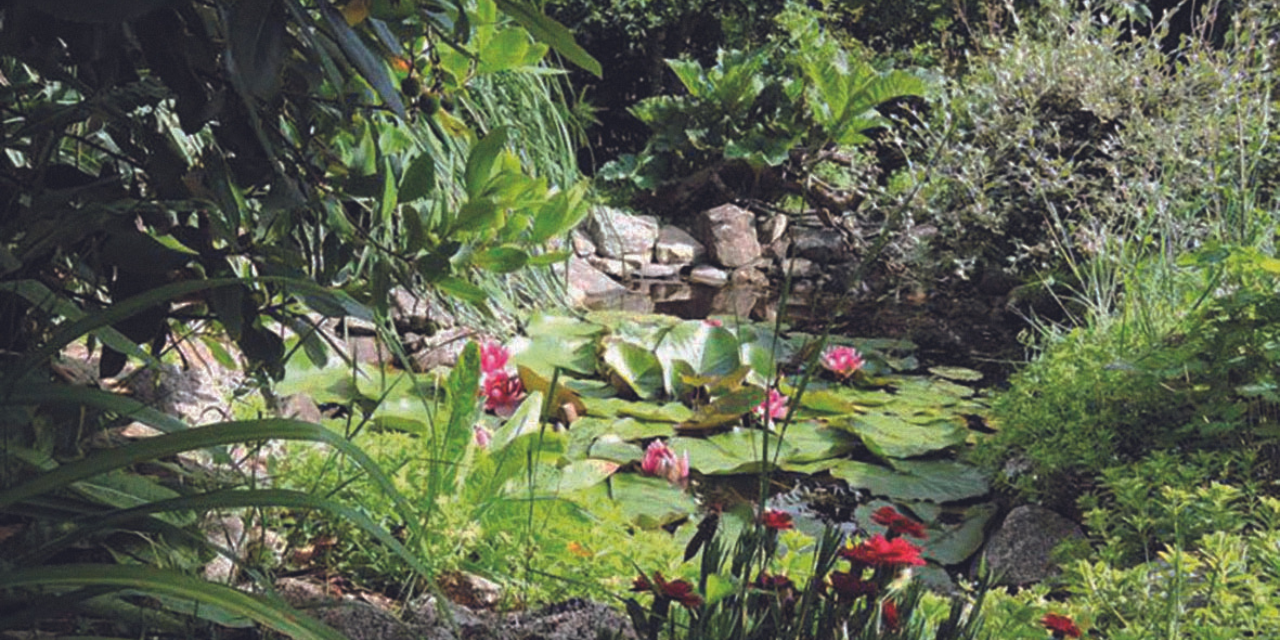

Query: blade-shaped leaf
[320,3,406,118]
[492,0,601,77]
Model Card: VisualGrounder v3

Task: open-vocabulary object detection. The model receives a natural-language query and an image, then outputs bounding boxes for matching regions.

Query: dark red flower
[761,509,794,530]
[871,506,929,540]
[829,571,877,600]
[1041,613,1081,638]
[634,572,703,609]
[840,534,926,568]
[883,599,901,632]
[482,371,526,417]
[753,572,794,591]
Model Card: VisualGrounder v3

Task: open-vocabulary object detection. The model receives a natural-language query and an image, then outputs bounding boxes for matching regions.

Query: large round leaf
[670,429,793,475]
[608,473,697,529]
[823,459,989,502]
[601,338,664,399]
[833,412,968,459]
[653,321,742,396]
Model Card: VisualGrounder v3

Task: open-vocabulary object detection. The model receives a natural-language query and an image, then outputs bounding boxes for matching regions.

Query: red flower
[883,599,901,632]
[1041,613,1081,638]
[871,506,929,540]
[703,318,723,327]
[761,509,794,530]
[632,572,703,609]
[479,341,509,376]
[821,345,865,379]
[829,571,877,600]
[482,371,526,417]
[840,534,926,568]
[753,573,794,591]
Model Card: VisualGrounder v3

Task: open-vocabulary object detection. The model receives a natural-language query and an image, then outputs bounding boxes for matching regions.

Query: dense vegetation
[2,0,1278,638]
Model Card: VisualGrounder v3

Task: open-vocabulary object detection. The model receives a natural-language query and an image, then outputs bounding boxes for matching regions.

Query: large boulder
[585,206,659,260]
[982,505,1084,586]
[561,256,625,304]
[654,225,706,265]
[693,204,761,268]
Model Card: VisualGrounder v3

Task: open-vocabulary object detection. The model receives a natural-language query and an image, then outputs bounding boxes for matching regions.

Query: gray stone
[587,255,632,279]
[711,287,759,318]
[688,264,730,287]
[790,226,851,263]
[637,263,681,278]
[759,213,788,245]
[693,204,762,268]
[780,257,819,278]
[570,228,596,257]
[649,282,694,302]
[561,256,625,304]
[585,206,659,259]
[982,505,1084,586]
[731,266,769,287]
[654,225,706,265]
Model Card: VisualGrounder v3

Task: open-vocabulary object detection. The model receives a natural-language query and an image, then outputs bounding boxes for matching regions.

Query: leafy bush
[880,0,1277,284]
[599,5,926,219]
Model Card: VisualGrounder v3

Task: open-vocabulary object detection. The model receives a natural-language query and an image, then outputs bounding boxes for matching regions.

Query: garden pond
[274,301,1015,592]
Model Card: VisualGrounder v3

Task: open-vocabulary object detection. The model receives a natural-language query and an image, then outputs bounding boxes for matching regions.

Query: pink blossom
[821,345,865,379]
[482,371,525,417]
[753,388,788,426]
[641,439,690,487]
[703,318,723,327]
[480,341,510,376]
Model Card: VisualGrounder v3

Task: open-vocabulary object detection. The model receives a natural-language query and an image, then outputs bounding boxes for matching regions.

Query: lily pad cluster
[278,311,996,570]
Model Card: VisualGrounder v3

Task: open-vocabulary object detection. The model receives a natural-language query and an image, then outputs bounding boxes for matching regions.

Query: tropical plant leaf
[320,3,406,118]
[0,564,346,640]
[492,0,601,77]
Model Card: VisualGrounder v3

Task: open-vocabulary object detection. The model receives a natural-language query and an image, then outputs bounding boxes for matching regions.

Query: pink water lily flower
[753,388,788,426]
[482,371,526,418]
[641,439,690,487]
[480,341,510,376]
[821,345,865,379]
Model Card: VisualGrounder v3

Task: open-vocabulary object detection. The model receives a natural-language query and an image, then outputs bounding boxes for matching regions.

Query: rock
[759,213,788,245]
[790,226,851,263]
[570,228,596,257]
[409,327,478,372]
[654,225,706,265]
[780,257,819,278]
[711,287,759,318]
[438,571,503,610]
[688,264,730,287]
[561,256,626,304]
[587,255,634,279]
[649,282,694,302]
[982,505,1084,586]
[693,204,761,268]
[585,206,659,259]
[731,266,769,287]
[636,263,681,279]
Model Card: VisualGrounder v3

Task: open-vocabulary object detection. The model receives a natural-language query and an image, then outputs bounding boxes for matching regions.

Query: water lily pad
[853,499,993,565]
[619,402,694,423]
[510,333,597,377]
[833,412,968,459]
[519,365,587,423]
[526,311,605,338]
[556,459,621,492]
[776,421,861,464]
[676,386,766,432]
[654,321,742,396]
[601,338,664,399]
[798,389,863,415]
[608,473,697,528]
[824,458,989,502]
[587,434,645,463]
[670,429,792,475]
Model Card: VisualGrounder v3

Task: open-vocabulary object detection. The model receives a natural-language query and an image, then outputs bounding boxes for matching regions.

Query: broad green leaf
[833,412,968,459]
[677,386,766,432]
[670,429,791,475]
[776,420,860,464]
[618,402,693,423]
[399,151,437,202]
[517,365,587,422]
[493,0,602,77]
[654,321,742,397]
[437,276,488,304]
[607,473,696,528]
[555,459,620,492]
[320,4,406,118]
[824,459,989,502]
[0,564,345,640]
[465,127,511,199]
[587,434,646,463]
[666,58,709,98]
[472,246,529,272]
[928,366,984,382]
[600,338,664,400]
[510,333,597,377]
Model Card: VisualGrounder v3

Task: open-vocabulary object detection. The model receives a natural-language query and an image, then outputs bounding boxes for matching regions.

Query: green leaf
[832,412,968,459]
[437,276,488,304]
[823,459,989,502]
[654,321,742,397]
[0,565,345,640]
[465,126,512,198]
[472,246,529,272]
[555,459,620,492]
[606,473,696,528]
[928,366,984,382]
[600,338,664,400]
[670,429,791,475]
[320,3,406,118]
[492,0,602,77]
[399,151,437,202]
[227,0,285,100]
